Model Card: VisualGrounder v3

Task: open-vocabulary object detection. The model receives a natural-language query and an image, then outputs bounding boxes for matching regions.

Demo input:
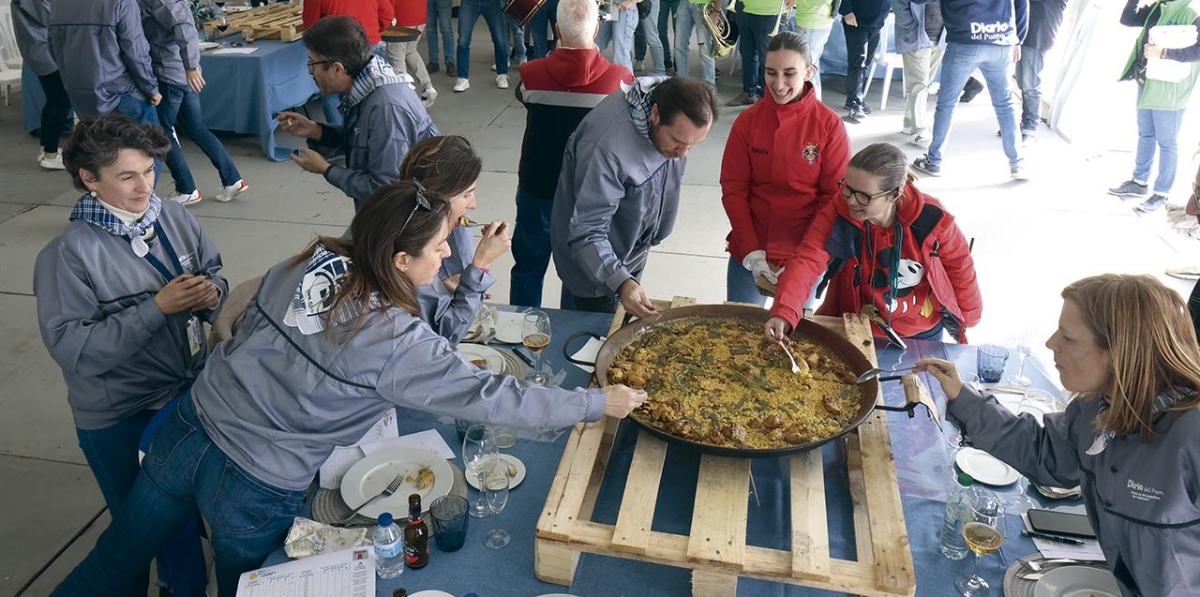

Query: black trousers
[842,22,881,110]
[37,70,73,153]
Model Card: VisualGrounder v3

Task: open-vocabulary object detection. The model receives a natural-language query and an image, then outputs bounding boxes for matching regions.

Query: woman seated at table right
[51,182,648,597]
[918,274,1200,596]
[764,142,982,343]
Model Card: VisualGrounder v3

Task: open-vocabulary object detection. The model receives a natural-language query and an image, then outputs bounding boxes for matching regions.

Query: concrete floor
[1,30,1198,597]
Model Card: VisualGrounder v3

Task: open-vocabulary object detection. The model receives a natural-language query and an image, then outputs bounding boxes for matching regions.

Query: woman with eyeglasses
[51,181,648,597]
[764,142,981,343]
[720,31,850,306]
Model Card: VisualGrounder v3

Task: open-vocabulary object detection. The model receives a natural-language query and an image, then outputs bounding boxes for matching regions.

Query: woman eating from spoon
[919,274,1200,596]
[51,182,647,597]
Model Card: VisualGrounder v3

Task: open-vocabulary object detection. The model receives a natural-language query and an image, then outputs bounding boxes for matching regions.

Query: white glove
[742,250,782,284]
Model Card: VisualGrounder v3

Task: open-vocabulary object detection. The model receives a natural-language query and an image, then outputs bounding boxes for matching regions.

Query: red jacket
[391,0,426,28]
[303,0,395,45]
[720,82,850,265]
[770,183,982,341]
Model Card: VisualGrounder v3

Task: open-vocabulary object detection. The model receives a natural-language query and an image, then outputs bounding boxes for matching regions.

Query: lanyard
[141,221,186,281]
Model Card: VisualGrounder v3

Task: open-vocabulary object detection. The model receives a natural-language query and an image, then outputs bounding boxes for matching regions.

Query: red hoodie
[303,0,395,46]
[516,48,633,198]
[720,82,850,265]
[391,0,426,27]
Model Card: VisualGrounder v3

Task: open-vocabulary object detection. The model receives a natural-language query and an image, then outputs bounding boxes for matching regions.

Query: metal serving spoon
[856,365,920,384]
[768,329,808,375]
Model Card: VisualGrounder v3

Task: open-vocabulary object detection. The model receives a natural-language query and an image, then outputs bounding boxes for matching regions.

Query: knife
[1021,530,1085,546]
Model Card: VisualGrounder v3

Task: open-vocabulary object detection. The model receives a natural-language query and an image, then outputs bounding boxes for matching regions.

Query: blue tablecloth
[265,309,1073,596]
[21,35,316,162]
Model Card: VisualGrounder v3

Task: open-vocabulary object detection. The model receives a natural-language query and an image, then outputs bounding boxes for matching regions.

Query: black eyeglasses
[307,60,330,72]
[398,179,433,237]
[837,178,896,206]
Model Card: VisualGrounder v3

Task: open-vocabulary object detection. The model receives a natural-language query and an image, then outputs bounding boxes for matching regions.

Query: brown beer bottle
[403,493,430,569]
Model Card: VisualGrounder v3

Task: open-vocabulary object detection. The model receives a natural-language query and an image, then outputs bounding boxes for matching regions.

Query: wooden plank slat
[539,421,606,541]
[846,433,874,566]
[789,450,830,581]
[693,569,739,597]
[537,422,589,535]
[686,454,751,570]
[578,414,621,521]
[611,432,668,554]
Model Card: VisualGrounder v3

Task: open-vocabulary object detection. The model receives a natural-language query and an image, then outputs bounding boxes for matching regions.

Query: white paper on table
[317,409,398,489]
[570,336,605,373]
[211,47,259,54]
[1021,513,1106,562]
[358,428,456,460]
[236,546,374,597]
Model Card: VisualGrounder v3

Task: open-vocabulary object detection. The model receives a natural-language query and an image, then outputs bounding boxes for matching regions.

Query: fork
[458,216,485,228]
[341,473,404,523]
[769,329,808,374]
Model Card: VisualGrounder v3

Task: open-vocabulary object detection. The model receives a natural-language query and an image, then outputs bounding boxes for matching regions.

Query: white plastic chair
[862,13,904,111]
[0,48,21,105]
[0,6,23,70]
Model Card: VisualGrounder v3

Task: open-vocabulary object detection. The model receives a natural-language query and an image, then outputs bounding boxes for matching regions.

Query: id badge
[187,316,204,356]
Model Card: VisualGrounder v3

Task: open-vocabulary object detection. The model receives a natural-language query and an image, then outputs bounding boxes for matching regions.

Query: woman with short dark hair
[51,181,648,597]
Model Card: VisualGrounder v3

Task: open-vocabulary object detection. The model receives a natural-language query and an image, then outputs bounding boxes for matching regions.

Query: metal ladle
[855,365,920,384]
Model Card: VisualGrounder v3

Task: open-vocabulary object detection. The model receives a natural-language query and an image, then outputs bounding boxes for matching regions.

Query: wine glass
[482,464,511,549]
[462,424,497,518]
[522,311,552,385]
[956,489,1006,597]
[215,15,229,35]
[1007,332,1034,387]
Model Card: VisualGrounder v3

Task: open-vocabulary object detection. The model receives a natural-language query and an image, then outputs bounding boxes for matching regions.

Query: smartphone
[1027,509,1096,539]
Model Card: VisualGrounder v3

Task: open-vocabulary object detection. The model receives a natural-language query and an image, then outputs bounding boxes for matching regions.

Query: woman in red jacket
[765,142,982,343]
[721,31,851,306]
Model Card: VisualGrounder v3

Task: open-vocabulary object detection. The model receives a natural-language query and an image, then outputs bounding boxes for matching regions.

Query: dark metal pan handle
[563,331,603,367]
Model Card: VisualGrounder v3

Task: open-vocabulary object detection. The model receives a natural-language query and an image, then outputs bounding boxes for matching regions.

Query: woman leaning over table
[399,135,511,343]
[764,142,981,342]
[50,182,647,597]
[34,116,227,597]
[918,274,1200,596]
[721,31,850,306]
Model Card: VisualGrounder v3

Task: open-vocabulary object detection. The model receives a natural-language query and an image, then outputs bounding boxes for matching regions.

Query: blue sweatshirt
[917,0,1028,46]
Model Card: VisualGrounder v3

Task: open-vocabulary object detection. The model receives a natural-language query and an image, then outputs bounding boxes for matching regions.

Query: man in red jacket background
[508,0,634,307]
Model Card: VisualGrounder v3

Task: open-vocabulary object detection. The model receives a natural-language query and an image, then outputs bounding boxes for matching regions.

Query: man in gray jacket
[551,76,717,317]
[894,0,943,143]
[278,16,439,211]
[12,0,71,170]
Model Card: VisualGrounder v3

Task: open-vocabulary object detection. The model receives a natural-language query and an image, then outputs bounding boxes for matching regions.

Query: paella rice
[608,317,860,449]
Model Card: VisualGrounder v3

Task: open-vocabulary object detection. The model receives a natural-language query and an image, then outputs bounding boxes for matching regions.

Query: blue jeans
[507,16,528,62]
[796,26,832,100]
[926,43,1022,169]
[739,12,774,95]
[726,258,767,306]
[528,0,559,58]
[510,188,554,307]
[427,0,455,64]
[1014,46,1045,133]
[457,0,511,77]
[158,85,242,191]
[54,395,306,597]
[675,1,715,84]
[74,404,206,597]
[659,0,679,67]
[635,0,667,73]
[1133,84,1185,195]
[114,94,163,183]
[597,6,639,71]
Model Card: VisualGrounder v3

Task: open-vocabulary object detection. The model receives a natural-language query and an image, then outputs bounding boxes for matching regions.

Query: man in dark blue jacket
[1016,0,1069,140]
[911,0,1029,180]
[840,0,893,120]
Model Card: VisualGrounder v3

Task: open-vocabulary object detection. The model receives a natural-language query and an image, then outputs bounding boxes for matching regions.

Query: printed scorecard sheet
[236,547,375,597]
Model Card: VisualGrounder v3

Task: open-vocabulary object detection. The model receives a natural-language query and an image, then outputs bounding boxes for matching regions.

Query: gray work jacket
[136,0,200,89]
[417,225,495,345]
[34,201,228,430]
[550,91,684,299]
[48,0,159,117]
[949,386,1200,596]
[13,0,57,76]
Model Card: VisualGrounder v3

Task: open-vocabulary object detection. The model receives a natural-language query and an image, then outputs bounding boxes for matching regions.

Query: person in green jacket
[1107,0,1200,213]
[793,0,837,100]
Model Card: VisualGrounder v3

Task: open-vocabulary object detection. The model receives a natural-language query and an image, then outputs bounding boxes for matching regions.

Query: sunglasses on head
[397,179,433,237]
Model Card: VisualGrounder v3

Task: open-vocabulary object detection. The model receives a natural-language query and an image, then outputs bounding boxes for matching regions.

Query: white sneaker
[214,179,249,203]
[909,133,932,148]
[490,63,497,72]
[496,74,509,89]
[453,78,470,92]
[168,190,202,206]
[38,150,65,170]
[422,86,438,108]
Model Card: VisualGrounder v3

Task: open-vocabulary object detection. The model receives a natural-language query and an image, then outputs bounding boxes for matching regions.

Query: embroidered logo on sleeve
[802,142,820,165]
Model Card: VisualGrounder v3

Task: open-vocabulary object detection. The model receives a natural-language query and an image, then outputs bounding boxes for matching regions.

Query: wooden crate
[535,299,916,597]
[204,3,304,42]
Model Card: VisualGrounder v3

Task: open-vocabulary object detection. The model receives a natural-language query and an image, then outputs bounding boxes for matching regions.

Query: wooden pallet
[204,3,303,42]
[535,299,916,597]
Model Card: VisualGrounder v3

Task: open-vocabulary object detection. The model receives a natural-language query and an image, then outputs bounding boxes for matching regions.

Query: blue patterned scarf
[342,56,414,114]
[625,76,668,142]
[69,192,162,240]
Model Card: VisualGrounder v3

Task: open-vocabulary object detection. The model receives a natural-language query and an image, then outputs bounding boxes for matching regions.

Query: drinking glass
[956,489,1006,596]
[482,464,511,549]
[1007,332,1034,387]
[462,424,497,518]
[976,345,1008,384]
[522,311,552,385]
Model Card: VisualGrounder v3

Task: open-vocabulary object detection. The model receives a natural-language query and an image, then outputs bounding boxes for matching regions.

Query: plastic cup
[430,495,470,552]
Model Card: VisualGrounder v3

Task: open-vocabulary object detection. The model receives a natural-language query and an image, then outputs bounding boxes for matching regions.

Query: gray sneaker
[1108,180,1149,199]
[1136,194,1168,213]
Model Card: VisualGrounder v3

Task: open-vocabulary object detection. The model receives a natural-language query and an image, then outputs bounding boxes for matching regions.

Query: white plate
[458,344,509,373]
[340,448,453,520]
[198,41,221,51]
[465,453,526,490]
[956,447,1021,486]
[494,311,525,344]
[1033,566,1120,597]
[409,592,455,597]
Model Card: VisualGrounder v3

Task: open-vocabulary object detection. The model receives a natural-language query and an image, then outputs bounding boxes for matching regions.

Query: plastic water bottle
[373,512,405,579]
[939,472,975,560]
